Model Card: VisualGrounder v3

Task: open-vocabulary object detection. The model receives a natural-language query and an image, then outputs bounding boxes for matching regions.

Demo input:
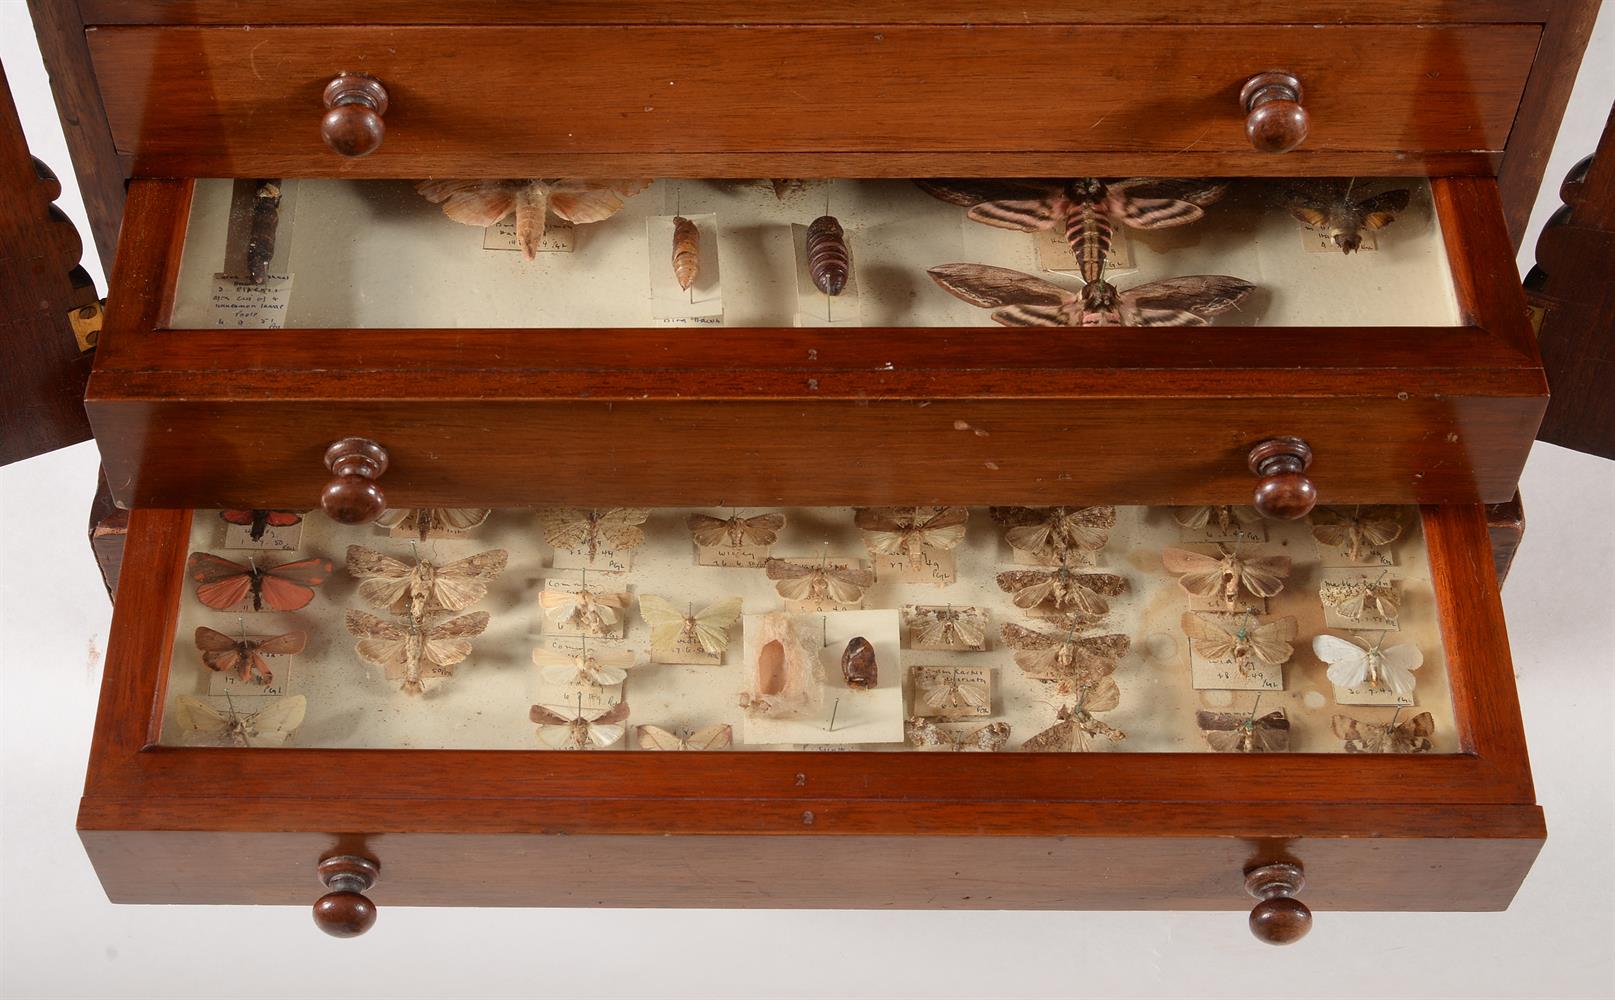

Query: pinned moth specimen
[806,215,850,295]
[989,505,1115,561]
[415,178,650,259]
[1161,545,1292,610]
[904,605,988,651]
[345,545,508,620]
[1333,709,1435,754]
[540,507,652,560]
[532,644,640,687]
[539,583,632,636]
[1197,704,1290,753]
[917,177,1227,280]
[928,262,1253,328]
[840,636,878,689]
[219,509,303,543]
[1314,632,1423,700]
[764,555,875,606]
[186,553,333,612]
[637,724,734,751]
[176,694,307,747]
[1020,677,1126,752]
[1319,572,1401,624]
[671,215,701,290]
[530,697,631,750]
[913,666,990,716]
[853,506,968,564]
[995,559,1127,616]
[194,625,306,685]
[906,717,1012,752]
[637,595,744,658]
[373,507,491,541]
[1181,612,1297,676]
[1285,180,1412,254]
[1173,505,1263,536]
[686,511,786,549]
[769,179,809,199]
[345,609,491,695]
[1001,621,1129,693]
[1310,506,1404,562]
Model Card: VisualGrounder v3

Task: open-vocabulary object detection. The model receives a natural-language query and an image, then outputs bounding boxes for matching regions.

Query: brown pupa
[806,215,850,296]
[671,216,701,290]
[756,639,787,696]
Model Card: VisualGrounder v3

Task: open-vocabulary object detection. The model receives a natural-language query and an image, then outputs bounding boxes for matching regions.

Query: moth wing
[908,611,947,646]
[1330,585,1368,620]
[1020,720,1076,753]
[175,696,230,736]
[1247,617,1297,666]
[1204,730,1246,752]
[372,508,413,529]
[258,558,331,612]
[914,507,969,549]
[585,723,625,749]
[1055,506,1114,549]
[422,612,490,668]
[1174,506,1213,530]
[1359,514,1404,547]
[539,588,583,617]
[772,573,817,601]
[685,724,733,751]
[965,722,1011,752]
[1284,189,1333,228]
[921,681,958,710]
[1115,178,1228,208]
[1114,194,1204,229]
[533,647,582,669]
[1123,275,1254,323]
[244,696,307,745]
[597,508,651,549]
[1078,633,1132,661]
[193,626,239,652]
[1003,521,1056,555]
[187,553,252,610]
[1402,711,1437,741]
[1356,188,1411,230]
[433,549,509,610]
[952,612,987,649]
[539,508,593,550]
[1380,644,1424,698]
[1162,548,1224,598]
[255,630,308,656]
[1240,556,1292,597]
[537,726,584,751]
[764,558,813,581]
[415,180,517,226]
[956,681,990,710]
[927,263,1073,310]
[1084,676,1123,713]
[989,304,1070,327]
[737,513,786,545]
[1311,523,1350,547]
[913,178,1059,207]
[1182,614,1237,662]
[529,705,573,726]
[1331,714,1363,742]
[548,179,649,223]
[685,514,733,547]
[823,572,869,605]
[998,571,1055,610]
[347,611,410,669]
[637,725,687,751]
[1316,634,1370,687]
[966,196,1058,232]
[637,594,686,629]
[1080,573,1128,598]
[692,598,744,654]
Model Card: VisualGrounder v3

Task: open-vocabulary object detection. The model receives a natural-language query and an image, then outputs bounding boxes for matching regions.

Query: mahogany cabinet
[4,0,1610,945]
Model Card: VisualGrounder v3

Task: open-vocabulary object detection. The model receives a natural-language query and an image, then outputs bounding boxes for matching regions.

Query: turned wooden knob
[1247,437,1316,520]
[1245,862,1312,945]
[1240,71,1308,153]
[322,437,389,523]
[321,74,388,157]
[313,855,379,938]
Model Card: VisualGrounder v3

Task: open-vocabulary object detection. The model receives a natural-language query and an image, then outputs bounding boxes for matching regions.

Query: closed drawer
[80,501,1540,939]
[84,24,1539,177]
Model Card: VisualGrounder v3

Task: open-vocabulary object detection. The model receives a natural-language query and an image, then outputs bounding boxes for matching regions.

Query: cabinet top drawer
[85,24,1539,178]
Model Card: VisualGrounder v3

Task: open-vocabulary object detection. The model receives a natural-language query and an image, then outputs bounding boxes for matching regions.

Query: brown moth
[539,508,651,559]
[1197,704,1290,753]
[764,556,875,605]
[194,626,307,686]
[853,506,969,562]
[1319,572,1401,623]
[1181,612,1297,676]
[769,179,809,199]
[906,717,1012,752]
[989,505,1116,559]
[637,724,733,751]
[1161,546,1292,609]
[373,507,491,541]
[345,545,508,620]
[686,511,787,549]
[905,605,989,650]
[530,697,631,750]
[1332,710,1435,754]
[914,667,990,715]
[176,695,307,748]
[1001,621,1129,693]
[1285,180,1412,254]
[671,215,701,290]
[415,178,650,260]
[995,559,1127,616]
[345,609,491,695]
[928,262,1253,328]
[1019,677,1126,752]
[806,215,851,295]
[1310,506,1404,562]
[1173,505,1264,536]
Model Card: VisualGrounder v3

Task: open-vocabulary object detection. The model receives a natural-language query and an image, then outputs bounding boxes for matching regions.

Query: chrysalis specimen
[840,636,878,690]
[245,180,281,284]
[806,215,850,295]
[671,216,701,290]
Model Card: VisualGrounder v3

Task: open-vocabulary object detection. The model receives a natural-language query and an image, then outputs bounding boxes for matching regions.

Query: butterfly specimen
[928,262,1253,328]
[532,644,640,687]
[764,556,876,605]
[995,559,1127,616]
[672,215,701,290]
[1161,546,1292,609]
[906,717,1012,752]
[1000,621,1129,691]
[1173,505,1264,536]
[1333,710,1436,754]
[806,215,850,295]
[853,506,969,562]
[1310,506,1404,562]
[917,177,1227,280]
[905,605,988,650]
[218,509,303,542]
[1020,677,1126,752]
[175,694,307,747]
[186,552,333,612]
[530,697,631,750]
[914,667,990,716]
[1313,633,1423,699]
[1197,704,1291,753]
[415,178,650,259]
[1285,180,1412,254]
[637,724,734,751]
[1319,573,1401,623]
[540,584,632,635]
[539,508,652,560]
[345,609,491,694]
[345,545,508,619]
[372,507,491,540]
[194,625,307,685]
[637,595,745,657]
[686,511,787,549]
[1181,612,1297,675]
[989,505,1115,559]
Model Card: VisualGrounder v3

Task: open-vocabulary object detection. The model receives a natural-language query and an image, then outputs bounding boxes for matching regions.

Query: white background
[2,5,1612,997]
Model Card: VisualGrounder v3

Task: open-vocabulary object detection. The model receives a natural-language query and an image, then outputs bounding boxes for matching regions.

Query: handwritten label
[1301,225,1377,253]
[1188,613,1285,692]
[695,541,772,569]
[873,547,956,586]
[1318,571,1402,631]
[1333,681,1415,708]
[1010,545,1096,568]
[207,274,292,328]
[910,665,992,719]
[221,521,303,552]
[551,544,632,574]
[483,216,574,253]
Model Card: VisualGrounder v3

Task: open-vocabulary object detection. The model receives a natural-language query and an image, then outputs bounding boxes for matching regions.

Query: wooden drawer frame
[80,504,1542,915]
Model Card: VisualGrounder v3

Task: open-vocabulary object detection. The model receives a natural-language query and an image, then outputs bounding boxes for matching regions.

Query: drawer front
[85,24,1539,177]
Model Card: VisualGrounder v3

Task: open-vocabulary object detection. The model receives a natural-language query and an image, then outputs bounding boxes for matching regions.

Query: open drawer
[80,501,1539,942]
[85,175,1544,516]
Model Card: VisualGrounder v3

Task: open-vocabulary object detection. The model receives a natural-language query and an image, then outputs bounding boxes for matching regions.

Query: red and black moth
[219,509,304,542]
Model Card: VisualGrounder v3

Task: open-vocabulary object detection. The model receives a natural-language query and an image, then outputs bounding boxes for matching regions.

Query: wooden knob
[1240,71,1308,153]
[321,74,388,157]
[314,855,379,938]
[1245,862,1312,945]
[1247,437,1316,520]
[322,437,389,524]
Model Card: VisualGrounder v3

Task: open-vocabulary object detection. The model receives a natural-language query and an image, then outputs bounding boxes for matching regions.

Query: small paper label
[873,547,956,586]
[551,545,632,574]
[1318,571,1402,631]
[483,216,574,253]
[1301,226,1377,253]
[207,274,292,328]
[648,213,724,326]
[1188,613,1285,692]
[910,665,992,719]
[221,521,303,551]
[1036,226,1135,274]
[1010,545,1097,568]
[1333,682,1415,707]
[695,541,772,569]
